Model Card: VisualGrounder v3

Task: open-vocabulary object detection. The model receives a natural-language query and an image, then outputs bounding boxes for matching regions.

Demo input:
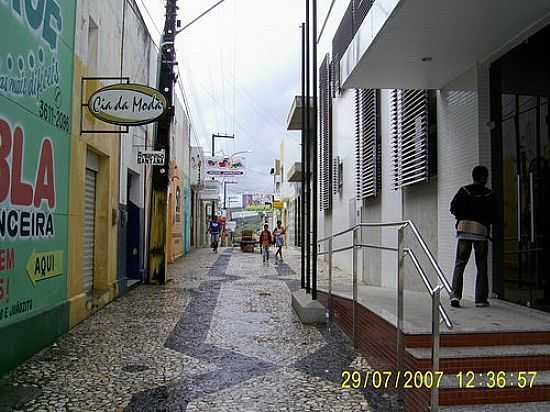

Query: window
[355,89,381,199]
[391,89,437,190]
[87,17,99,75]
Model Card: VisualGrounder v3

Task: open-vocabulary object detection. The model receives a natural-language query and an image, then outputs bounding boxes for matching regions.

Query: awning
[341,0,550,90]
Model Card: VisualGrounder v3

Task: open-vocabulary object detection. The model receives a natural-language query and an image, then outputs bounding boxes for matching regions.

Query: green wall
[0,0,77,376]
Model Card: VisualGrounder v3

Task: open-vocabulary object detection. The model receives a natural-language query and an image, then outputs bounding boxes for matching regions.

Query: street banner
[0,1,77,328]
[242,193,273,211]
[205,156,246,177]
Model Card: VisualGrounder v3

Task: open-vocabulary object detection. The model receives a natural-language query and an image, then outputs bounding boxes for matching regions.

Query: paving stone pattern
[0,248,402,411]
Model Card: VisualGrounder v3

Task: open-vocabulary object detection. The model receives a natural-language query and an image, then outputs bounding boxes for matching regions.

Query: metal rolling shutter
[355,89,381,200]
[83,168,97,294]
[391,89,437,190]
[319,54,332,211]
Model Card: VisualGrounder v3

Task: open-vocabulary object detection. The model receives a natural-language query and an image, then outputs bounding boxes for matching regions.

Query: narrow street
[0,248,402,412]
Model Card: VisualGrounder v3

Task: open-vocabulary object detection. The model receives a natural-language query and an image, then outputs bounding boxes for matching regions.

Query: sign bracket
[80,76,130,135]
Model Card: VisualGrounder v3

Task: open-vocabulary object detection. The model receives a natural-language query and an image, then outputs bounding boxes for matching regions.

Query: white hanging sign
[137,149,165,166]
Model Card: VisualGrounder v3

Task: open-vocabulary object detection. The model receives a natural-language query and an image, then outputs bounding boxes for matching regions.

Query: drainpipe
[311,0,318,300]
[300,23,306,290]
[305,0,311,294]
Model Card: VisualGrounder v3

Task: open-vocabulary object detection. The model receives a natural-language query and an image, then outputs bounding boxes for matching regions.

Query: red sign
[0,248,15,273]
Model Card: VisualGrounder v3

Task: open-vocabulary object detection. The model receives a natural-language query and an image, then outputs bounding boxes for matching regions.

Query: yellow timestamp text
[340,370,538,390]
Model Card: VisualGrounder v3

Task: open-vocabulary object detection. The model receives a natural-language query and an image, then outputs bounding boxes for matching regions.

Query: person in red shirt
[259,224,273,263]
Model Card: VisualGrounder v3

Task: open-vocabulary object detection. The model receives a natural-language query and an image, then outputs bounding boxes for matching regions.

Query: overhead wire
[138,0,212,155]
[136,0,162,45]
[183,60,287,139]
[181,61,282,143]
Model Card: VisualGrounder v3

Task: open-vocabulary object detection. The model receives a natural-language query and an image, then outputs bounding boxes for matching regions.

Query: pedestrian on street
[450,165,497,308]
[208,215,221,254]
[273,220,286,262]
[259,223,273,264]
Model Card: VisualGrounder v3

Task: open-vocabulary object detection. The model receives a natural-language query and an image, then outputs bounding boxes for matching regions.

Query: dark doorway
[127,173,141,281]
[491,24,550,311]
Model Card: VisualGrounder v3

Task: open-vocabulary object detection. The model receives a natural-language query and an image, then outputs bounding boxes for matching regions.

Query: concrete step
[407,344,550,359]
[406,345,550,373]
[440,401,550,411]
[435,370,550,407]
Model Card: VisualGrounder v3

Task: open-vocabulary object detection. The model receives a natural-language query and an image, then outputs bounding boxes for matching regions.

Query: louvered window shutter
[391,90,437,190]
[355,89,381,200]
[333,156,342,195]
[319,54,332,211]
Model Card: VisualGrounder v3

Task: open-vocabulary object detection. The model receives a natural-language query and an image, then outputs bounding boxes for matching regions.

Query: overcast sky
[137,0,326,198]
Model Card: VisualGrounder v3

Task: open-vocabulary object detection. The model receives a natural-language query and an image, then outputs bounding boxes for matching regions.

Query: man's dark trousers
[451,239,489,303]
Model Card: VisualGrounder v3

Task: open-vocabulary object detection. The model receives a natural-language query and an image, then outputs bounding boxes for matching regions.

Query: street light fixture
[227,150,252,159]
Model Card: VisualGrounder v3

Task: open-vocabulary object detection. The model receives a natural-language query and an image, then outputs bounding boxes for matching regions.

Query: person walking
[450,166,496,308]
[259,224,273,264]
[273,220,286,262]
[208,215,221,254]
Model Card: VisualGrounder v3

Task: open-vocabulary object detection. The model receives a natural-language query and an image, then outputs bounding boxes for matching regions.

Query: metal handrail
[319,220,453,296]
[317,219,452,412]
[405,248,452,329]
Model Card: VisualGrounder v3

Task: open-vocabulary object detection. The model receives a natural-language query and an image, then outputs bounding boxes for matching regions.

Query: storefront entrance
[491,24,550,311]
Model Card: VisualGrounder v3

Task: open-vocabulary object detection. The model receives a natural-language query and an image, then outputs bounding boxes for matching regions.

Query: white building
[312,1,550,409]
[118,0,159,287]
[318,0,550,307]
[274,134,302,246]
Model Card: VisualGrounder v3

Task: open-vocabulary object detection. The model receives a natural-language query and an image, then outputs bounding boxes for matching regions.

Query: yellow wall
[67,58,121,328]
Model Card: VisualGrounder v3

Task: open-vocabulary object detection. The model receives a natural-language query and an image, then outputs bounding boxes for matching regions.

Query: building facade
[69,0,160,329]
[318,0,550,306]
[168,97,192,263]
[1,0,200,377]
[274,135,302,246]
[0,0,78,375]
[313,1,550,409]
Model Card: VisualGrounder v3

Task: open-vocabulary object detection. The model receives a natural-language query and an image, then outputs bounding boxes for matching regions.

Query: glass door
[501,95,550,310]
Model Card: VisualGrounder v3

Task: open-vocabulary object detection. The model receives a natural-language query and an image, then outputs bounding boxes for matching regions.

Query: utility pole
[148,0,178,284]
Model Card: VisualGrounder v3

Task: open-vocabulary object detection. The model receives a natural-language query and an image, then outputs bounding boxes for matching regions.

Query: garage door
[83,167,97,294]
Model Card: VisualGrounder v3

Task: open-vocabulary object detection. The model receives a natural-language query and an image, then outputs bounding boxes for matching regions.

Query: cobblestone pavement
[0,247,402,412]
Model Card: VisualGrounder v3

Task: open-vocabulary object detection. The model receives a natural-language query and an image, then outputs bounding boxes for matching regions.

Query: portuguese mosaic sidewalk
[0,247,402,411]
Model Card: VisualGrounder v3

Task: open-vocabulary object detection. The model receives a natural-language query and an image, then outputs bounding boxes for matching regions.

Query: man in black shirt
[450,166,496,308]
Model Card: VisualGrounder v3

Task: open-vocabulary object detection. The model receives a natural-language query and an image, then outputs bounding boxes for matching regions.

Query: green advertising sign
[0,0,76,327]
